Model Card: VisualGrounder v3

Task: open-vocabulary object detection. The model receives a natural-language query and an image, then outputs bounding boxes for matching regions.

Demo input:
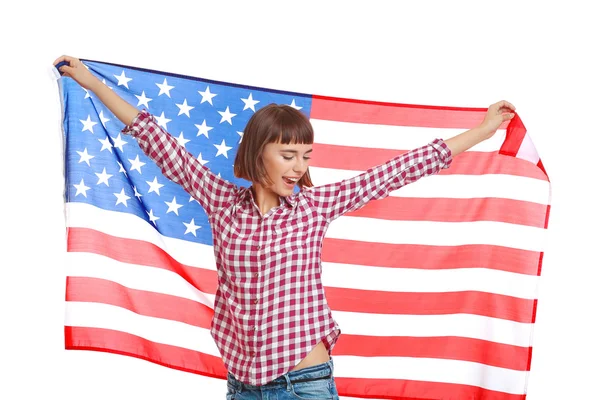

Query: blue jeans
[226,359,339,399]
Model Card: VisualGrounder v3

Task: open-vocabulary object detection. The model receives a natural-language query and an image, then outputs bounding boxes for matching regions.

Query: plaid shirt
[122,110,453,385]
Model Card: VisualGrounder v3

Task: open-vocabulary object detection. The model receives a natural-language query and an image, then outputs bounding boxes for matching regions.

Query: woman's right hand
[53,55,99,90]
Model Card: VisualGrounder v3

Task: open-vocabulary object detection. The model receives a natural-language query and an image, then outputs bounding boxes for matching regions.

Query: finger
[502,100,516,110]
[60,65,75,75]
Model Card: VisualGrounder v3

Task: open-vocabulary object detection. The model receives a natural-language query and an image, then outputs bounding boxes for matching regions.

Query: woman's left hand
[479,100,516,139]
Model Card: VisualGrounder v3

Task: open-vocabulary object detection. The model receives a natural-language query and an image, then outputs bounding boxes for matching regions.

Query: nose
[293,157,308,174]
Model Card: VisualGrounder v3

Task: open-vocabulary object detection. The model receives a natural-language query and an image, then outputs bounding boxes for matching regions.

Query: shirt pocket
[270,217,311,254]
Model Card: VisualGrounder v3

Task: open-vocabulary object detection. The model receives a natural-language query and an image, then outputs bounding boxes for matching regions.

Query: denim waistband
[227,359,334,391]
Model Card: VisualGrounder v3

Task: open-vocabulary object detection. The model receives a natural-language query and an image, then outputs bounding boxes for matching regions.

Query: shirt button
[253,298,259,304]
[255,245,261,250]
[254,272,259,278]
[250,351,255,357]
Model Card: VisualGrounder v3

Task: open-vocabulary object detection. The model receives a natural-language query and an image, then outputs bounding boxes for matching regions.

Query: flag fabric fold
[57,58,551,399]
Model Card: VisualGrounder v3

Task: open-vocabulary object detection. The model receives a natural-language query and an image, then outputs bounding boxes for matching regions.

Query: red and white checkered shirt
[122,109,453,385]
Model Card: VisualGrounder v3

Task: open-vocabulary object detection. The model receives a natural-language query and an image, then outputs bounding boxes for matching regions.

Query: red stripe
[65,327,525,399]
[64,326,226,377]
[499,114,527,157]
[334,377,526,400]
[334,335,530,371]
[322,238,542,276]
[66,276,213,329]
[66,278,530,370]
[311,95,496,129]
[311,143,548,181]
[343,196,547,227]
[325,287,535,323]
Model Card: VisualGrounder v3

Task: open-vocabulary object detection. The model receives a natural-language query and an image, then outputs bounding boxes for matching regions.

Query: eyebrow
[280,149,313,154]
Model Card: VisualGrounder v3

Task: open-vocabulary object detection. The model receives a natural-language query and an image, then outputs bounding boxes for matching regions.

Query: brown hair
[233,103,314,188]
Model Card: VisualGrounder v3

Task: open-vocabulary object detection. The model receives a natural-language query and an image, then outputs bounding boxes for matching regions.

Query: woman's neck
[251,184,280,215]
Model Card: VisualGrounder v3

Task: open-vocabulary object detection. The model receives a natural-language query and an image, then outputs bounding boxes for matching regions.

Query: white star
[195,119,213,138]
[289,99,302,110]
[73,178,90,197]
[80,115,98,134]
[189,195,199,203]
[136,91,152,108]
[133,185,142,199]
[165,196,184,215]
[114,70,132,89]
[83,88,91,99]
[214,139,233,158]
[114,188,131,207]
[198,86,217,105]
[112,134,127,152]
[241,93,260,111]
[175,132,190,148]
[197,152,209,165]
[99,110,111,128]
[129,155,146,174]
[156,78,174,97]
[183,218,201,236]
[218,106,237,125]
[98,136,113,153]
[146,176,164,195]
[154,112,171,130]
[77,148,95,166]
[117,161,127,176]
[237,131,244,144]
[147,209,160,225]
[176,98,195,117]
[95,167,113,186]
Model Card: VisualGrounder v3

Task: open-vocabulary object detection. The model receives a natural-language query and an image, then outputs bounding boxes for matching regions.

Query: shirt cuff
[430,138,453,169]
[121,109,152,137]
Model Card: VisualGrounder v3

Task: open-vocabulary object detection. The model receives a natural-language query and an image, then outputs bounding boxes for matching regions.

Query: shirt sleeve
[305,138,453,222]
[121,109,239,216]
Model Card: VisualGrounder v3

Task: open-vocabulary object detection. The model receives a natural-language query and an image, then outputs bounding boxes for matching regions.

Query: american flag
[58,59,551,400]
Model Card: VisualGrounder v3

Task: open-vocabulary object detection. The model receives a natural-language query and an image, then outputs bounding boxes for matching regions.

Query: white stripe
[328,217,547,252]
[334,355,527,395]
[65,301,220,356]
[322,263,539,299]
[66,202,216,270]
[310,118,507,152]
[66,252,216,307]
[64,253,532,347]
[64,302,527,394]
[332,310,533,347]
[310,167,551,204]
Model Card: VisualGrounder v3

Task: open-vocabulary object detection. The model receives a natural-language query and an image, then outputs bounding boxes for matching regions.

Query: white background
[2,1,598,399]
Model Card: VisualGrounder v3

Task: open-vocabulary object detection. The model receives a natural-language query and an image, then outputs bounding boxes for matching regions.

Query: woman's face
[261,141,313,196]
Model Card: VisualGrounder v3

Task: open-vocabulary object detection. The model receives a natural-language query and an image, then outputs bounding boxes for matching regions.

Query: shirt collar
[243,187,297,209]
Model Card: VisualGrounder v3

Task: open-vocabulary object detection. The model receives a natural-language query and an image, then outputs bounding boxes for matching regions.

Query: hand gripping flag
[56,59,551,400]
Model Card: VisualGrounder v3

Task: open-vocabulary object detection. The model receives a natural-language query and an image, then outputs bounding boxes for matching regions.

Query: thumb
[503,113,515,121]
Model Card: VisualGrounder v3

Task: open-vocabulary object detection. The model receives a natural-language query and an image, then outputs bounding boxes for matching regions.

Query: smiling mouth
[283,176,300,184]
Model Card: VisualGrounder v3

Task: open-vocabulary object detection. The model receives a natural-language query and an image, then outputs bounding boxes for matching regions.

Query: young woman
[54,55,516,400]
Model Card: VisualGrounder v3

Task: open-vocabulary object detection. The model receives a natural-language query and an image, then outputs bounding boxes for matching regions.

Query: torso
[291,340,330,371]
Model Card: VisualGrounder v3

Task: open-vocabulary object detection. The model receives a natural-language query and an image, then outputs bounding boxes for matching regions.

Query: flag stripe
[311,96,492,129]
[334,377,526,400]
[310,167,550,205]
[339,196,547,227]
[309,119,507,152]
[311,142,547,181]
[65,326,227,377]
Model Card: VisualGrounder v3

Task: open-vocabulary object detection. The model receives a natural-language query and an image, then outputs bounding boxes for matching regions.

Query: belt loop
[329,358,334,376]
[283,373,292,391]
